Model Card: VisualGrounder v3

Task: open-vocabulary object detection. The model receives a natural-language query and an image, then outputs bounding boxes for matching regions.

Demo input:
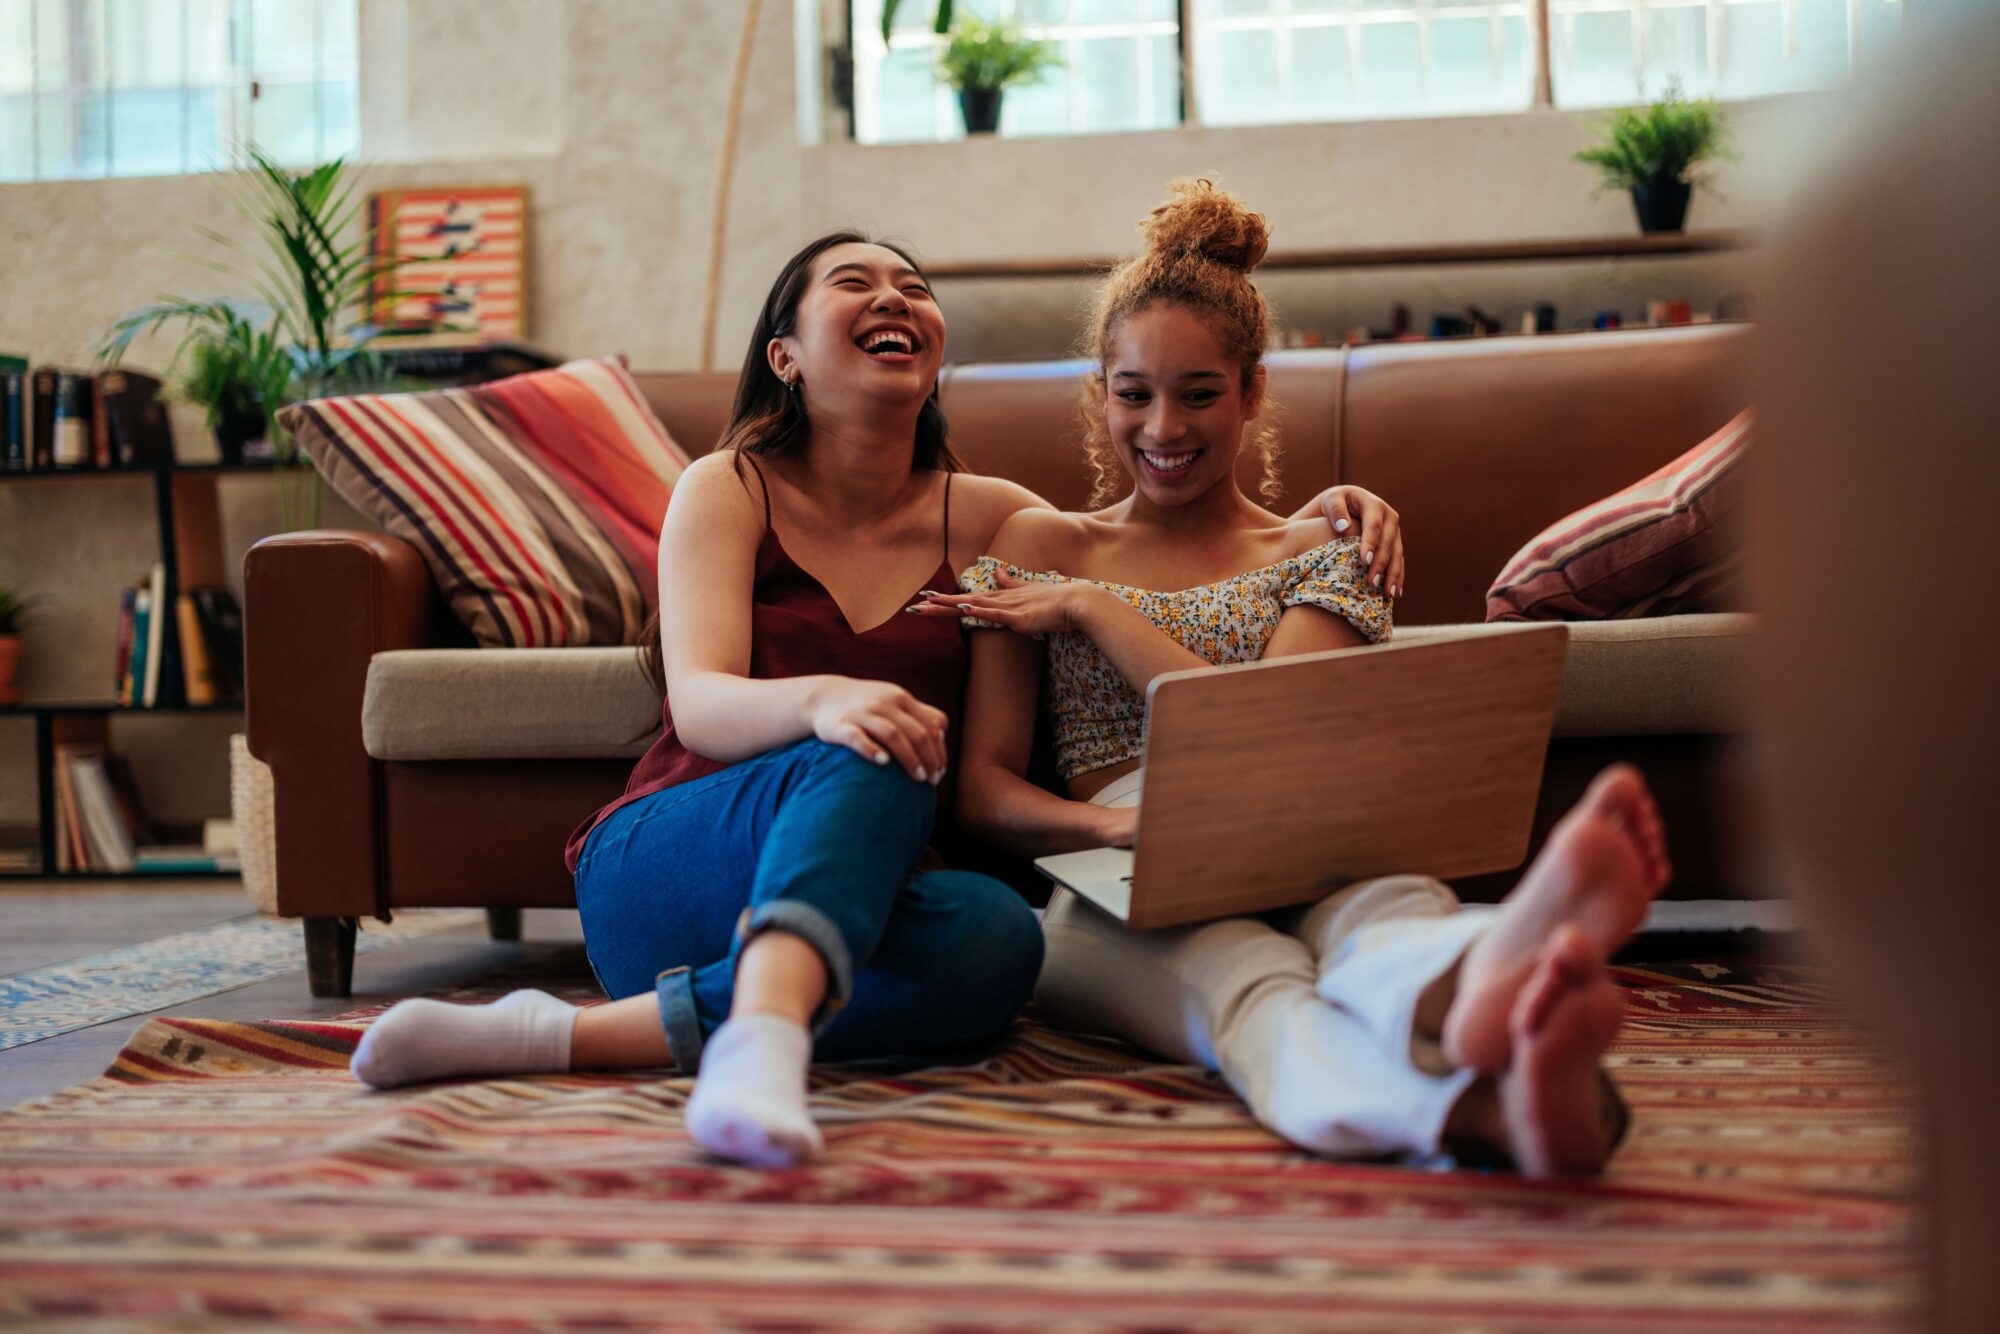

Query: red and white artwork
[369,186,529,342]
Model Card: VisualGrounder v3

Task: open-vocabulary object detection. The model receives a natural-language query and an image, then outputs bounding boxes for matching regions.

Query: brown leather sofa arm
[244,530,454,993]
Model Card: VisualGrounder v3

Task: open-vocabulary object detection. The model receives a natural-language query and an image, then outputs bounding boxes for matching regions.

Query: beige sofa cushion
[364,648,660,761]
[1399,613,1752,736]
[360,613,1753,762]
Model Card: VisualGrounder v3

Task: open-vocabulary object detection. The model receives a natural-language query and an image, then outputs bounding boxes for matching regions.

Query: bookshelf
[0,461,282,879]
[919,230,1756,280]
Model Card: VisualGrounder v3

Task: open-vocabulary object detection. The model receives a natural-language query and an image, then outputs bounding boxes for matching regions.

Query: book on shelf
[141,563,166,708]
[188,585,245,703]
[50,371,92,469]
[29,367,58,470]
[176,593,217,706]
[68,749,137,872]
[88,373,112,469]
[123,584,151,707]
[133,846,241,874]
[113,586,137,704]
[1,353,27,472]
[99,369,175,468]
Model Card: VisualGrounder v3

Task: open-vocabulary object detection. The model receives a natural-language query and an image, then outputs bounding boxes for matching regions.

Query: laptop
[1034,623,1569,929]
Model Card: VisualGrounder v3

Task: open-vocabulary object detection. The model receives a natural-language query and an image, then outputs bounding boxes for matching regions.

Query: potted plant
[102,146,404,530]
[1574,80,1735,234]
[0,583,35,705]
[938,14,1061,135]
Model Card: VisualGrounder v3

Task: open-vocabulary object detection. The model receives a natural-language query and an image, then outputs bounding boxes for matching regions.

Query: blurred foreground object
[1749,8,2000,1332]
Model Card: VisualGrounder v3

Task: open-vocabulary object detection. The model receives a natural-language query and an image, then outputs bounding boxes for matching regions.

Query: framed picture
[368,185,530,344]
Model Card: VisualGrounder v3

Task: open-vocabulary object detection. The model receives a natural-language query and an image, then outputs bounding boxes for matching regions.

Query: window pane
[0,0,356,180]
[1195,0,1531,125]
[248,77,317,163]
[1551,0,1899,107]
[0,3,35,94]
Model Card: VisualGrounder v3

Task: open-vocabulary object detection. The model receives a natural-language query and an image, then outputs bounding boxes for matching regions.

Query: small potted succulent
[938,14,1061,135]
[1574,80,1735,234]
[0,583,36,705]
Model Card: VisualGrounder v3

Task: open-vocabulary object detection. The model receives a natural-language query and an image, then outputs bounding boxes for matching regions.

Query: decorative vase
[1630,177,1693,234]
[230,732,280,913]
[0,634,20,705]
[958,87,1003,135]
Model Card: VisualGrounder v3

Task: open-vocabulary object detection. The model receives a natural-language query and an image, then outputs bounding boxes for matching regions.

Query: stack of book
[1,358,181,473]
[50,743,241,875]
[114,567,244,708]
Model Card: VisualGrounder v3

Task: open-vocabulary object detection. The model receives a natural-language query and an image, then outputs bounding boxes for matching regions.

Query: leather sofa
[246,324,1754,996]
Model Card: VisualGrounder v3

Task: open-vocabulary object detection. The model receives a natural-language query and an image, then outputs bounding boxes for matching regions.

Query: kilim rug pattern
[0,959,1919,1331]
[0,910,483,1051]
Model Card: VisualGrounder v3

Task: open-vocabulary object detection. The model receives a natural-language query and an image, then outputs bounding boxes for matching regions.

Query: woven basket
[229,733,280,914]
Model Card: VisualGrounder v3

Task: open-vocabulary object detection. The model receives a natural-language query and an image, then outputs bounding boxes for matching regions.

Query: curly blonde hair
[1076,178,1283,508]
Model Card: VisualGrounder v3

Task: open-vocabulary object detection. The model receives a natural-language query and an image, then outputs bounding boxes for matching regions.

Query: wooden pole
[699,0,770,373]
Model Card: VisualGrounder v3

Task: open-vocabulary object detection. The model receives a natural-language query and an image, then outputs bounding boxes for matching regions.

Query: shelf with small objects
[0,359,259,879]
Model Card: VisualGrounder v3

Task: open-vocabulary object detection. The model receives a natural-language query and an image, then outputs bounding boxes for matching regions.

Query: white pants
[1036,768,1491,1159]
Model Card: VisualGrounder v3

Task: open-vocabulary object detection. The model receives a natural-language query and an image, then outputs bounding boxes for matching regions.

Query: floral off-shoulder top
[959,539,1391,781]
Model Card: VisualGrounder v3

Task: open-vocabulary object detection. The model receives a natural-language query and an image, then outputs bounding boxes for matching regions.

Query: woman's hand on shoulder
[807,676,950,786]
[1303,485,1404,600]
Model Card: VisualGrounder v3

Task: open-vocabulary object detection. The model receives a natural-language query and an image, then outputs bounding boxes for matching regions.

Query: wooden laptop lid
[1123,623,1568,929]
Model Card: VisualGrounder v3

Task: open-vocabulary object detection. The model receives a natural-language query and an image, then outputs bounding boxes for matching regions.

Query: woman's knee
[789,738,938,821]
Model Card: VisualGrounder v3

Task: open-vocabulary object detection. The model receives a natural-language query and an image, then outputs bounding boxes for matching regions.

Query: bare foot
[1441,764,1668,1073]
[1498,928,1628,1177]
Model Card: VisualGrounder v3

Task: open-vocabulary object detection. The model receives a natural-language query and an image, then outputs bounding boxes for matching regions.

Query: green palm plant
[102,146,406,529]
[937,14,1060,93]
[1574,79,1736,232]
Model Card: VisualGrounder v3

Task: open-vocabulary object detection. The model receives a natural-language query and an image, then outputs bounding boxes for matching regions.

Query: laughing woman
[345,228,1410,1167]
[922,181,1673,1176]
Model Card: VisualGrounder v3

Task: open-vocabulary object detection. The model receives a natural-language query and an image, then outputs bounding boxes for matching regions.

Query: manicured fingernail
[874,751,890,765]
[917,589,940,598]
[1363,549,1373,564]
[1372,573,1383,589]
[904,605,922,614]
[1334,518,1350,532]
[914,767,927,783]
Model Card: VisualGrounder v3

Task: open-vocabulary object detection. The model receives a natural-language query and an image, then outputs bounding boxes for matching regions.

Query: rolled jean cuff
[655,966,706,1075]
[742,899,855,1034]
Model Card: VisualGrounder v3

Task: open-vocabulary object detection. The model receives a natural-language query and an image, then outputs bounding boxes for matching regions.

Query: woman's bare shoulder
[1283,514,1340,556]
[986,505,1094,568]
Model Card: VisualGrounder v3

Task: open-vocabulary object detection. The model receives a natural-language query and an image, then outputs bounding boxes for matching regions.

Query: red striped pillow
[1486,409,1750,622]
[280,357,690,648]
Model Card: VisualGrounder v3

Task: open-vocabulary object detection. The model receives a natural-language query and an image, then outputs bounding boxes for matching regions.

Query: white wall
[0,0,1829,831]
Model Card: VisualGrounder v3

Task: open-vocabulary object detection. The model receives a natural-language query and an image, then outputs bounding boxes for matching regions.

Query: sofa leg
[486,907,522,942]
[304,917,357,998]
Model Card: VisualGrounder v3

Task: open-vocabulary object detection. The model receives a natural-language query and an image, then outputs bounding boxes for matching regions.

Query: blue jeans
[573,738,1044,1074]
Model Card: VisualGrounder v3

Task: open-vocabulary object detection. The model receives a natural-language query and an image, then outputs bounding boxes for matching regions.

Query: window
[1192,0,1537,125]
[844,0,1906,140]
[1550,0,1906,108]
[0,0,357,183]
[851,0,1183,145]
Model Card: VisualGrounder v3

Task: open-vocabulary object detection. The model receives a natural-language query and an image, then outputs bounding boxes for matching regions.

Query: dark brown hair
[1076,178,1281,507]
[637,231,960,696]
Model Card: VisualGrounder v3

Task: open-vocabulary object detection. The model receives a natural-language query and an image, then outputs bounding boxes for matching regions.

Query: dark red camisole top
[564,461,964,875]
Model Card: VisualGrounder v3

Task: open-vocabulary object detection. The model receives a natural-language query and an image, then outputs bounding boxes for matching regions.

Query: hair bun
[1140,178,1270,273]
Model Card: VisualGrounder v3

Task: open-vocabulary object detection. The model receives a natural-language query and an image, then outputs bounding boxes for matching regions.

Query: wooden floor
[0,877,585,1110]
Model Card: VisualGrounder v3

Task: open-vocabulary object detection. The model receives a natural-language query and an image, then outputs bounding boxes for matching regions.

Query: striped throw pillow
[1486,409,1750,622]
[280,357,690,648]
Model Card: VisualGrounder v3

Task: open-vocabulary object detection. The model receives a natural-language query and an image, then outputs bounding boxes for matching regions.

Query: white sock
[351,989,576,1090]
[685,1012,822,1168]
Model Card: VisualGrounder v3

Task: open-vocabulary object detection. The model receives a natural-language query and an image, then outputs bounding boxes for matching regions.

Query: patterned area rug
[0,910,482,1051]
[0,958,1919,1331]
